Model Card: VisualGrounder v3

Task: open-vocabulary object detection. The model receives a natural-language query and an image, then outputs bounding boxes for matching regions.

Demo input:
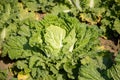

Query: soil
[99,37,119,56]
[0,56,14,80]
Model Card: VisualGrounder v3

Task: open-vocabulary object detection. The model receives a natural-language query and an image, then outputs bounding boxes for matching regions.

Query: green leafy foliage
[79,52,113,80]
[19,0,55,13]
[1,12,114,79]
[0,69,7,80]
[0,0,120,80]
[107,52,120,80]
[68,0,120,38]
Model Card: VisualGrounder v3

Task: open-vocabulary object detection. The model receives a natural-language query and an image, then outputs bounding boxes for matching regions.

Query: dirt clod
[99,37,119,56]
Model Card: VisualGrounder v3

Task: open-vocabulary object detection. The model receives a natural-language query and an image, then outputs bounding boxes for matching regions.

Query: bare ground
[99,37,120,56]
[0,56,14,80]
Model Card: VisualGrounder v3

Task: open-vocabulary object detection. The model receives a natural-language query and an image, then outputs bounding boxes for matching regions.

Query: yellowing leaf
[17,3,36,20]
[81,56,91,65]
[17,72,30,80]
[97,46,105,51]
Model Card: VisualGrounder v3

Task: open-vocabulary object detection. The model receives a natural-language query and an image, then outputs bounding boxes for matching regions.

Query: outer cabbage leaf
[51,2,71,15]
[79,51,113,80]
[2,36,29,59]
[0,2,11,27]
[113,19,120,34]
[18,25,31,37]
[15,60,31,74]
[17,3,36,21]
[62,28,77,52]
[29,32,42,47]
[107,64,120,80]
[0,69,7,80]
[107,52,120,80]
[73,23,100,56]
[78,64,105,80]
[20,0,55,13]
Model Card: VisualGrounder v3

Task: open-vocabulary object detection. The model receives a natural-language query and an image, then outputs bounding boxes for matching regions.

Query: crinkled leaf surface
[44,25,66,57]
